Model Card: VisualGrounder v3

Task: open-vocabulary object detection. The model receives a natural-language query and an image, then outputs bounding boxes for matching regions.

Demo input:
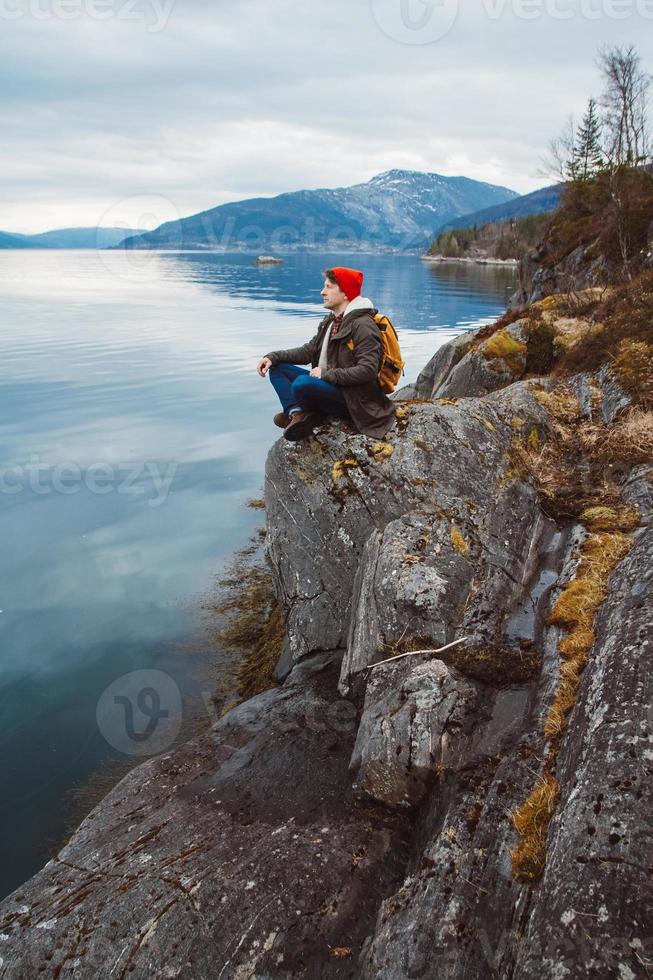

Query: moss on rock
[482,328,528,374]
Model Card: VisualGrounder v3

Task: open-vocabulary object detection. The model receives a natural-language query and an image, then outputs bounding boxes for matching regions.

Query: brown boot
[283,411,322,441]
[273,412,291,428]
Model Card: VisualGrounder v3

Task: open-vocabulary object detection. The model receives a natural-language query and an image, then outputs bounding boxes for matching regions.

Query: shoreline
[421,253,519,267]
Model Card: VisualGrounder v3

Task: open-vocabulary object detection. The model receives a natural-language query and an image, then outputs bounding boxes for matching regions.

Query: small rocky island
[0,177,650,979]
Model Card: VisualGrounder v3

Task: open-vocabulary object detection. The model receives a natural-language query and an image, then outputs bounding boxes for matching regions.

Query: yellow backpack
[345,312,405,393]
[374,313,405,393]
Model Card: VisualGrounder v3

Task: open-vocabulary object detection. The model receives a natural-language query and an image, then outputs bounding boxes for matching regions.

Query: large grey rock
[414,320,530,400]
[597,362,632,423]
[413,330,473,399]
[437,320,529,399]
[341,482,553,697]
[511,522,653,980]
[350,659,482,808]
[358,508,651,979]
[358,748,538,979]
[0,653,412,979]
[512,242,606,307]
[357,477,651,980]
[565,363,632,429]
[349,657,533,815]
[265,381,551,674]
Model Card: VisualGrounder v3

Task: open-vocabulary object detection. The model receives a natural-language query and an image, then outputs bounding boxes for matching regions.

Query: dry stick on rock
[365,637,471,672]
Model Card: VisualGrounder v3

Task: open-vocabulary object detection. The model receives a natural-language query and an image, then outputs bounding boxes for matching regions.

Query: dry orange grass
[545,530,633,739]
[510,382,640,880]
[580,504,643,533]
[450,526,470,556]
[511,385,651,518]
[510,387,599,515]
[613,340,653,410]
[556,268,653,395]
[592,408,653,468]
[511,773,560,881]
[551,317,603,356]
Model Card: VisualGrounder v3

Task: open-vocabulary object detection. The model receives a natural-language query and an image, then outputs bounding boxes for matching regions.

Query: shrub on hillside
[429,213,550,260]
[544,167,653,278]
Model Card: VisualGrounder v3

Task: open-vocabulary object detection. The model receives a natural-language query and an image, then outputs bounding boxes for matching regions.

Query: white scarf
[318,323,333,372]
[317,297,375,373]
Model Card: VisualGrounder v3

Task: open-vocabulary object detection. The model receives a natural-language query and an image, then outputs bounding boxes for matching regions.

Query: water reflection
[153,250,516,318]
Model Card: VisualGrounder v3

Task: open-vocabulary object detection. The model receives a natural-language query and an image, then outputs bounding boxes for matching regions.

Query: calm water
[0,249,516,898]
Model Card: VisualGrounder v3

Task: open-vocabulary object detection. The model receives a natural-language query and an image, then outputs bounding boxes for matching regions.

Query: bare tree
[538,115,576,182]
[598,45,651,166]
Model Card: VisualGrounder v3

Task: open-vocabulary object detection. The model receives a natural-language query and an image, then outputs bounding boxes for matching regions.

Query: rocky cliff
[0,293,650,979]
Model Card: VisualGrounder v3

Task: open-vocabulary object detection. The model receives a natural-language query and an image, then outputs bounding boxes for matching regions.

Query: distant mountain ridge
[0,227,146,249]
[118,170,520,252]
[1,177,560,254]
[434,182,562,235]
[0,230,33,249]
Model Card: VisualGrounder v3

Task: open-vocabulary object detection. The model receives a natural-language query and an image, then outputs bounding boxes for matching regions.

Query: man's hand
[309,367,322,378]
[257,356,272,377]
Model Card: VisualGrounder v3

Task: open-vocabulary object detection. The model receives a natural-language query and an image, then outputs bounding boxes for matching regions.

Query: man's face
[320,277,348,310]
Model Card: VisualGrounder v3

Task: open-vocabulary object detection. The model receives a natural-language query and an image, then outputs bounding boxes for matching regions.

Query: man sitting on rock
[256,266,396,441]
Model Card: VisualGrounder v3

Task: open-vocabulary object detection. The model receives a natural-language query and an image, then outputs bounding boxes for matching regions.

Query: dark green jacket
[265,299,396,439]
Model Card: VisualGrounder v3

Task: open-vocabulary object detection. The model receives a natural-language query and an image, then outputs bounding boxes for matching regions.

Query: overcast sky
[1,0,652,234]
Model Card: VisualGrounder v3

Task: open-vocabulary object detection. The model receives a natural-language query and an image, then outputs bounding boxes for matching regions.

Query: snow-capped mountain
[119,170,519,252]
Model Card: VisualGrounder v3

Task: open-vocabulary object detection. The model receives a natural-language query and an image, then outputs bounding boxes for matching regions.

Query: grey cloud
[1,0,651,231]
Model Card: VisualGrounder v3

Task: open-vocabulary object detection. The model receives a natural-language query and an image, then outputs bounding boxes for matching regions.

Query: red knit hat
[330,266,364,301]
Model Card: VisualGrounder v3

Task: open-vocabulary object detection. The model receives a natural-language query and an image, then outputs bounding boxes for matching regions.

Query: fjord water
[0,249,516,898]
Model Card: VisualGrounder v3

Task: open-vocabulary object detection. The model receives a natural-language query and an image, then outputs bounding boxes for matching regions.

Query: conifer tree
[571,98,604,180]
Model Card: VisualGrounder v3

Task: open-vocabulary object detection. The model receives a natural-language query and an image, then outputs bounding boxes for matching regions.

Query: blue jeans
[269,363,350,418]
